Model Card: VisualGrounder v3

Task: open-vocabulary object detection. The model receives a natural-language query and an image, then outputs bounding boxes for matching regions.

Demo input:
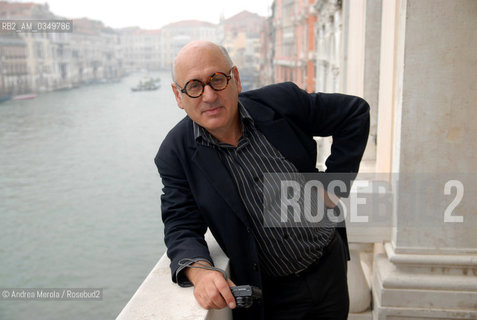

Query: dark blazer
[155,82,370,319]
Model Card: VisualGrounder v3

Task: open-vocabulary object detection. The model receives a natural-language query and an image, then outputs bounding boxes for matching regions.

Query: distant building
[259,13,275,87]
[160,20,219,70]
[0,1,72,92]
[222,11,265,90]
[70,18,124,84]
[313,0,342,93]
[0,1,56,93]
[0,34,29,95]
[119,27,161,72]
[273,0,317,92]
[0,1,126,93]
[0,1,269,93]
[0,1,54,20]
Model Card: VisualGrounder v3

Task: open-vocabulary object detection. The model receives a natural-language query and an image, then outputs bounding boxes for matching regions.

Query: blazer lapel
[191,144,250,227]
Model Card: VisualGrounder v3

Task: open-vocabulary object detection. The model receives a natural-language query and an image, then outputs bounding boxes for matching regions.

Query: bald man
[155,41,370,320]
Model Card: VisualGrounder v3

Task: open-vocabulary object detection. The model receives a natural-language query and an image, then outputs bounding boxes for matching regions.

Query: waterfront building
[0,1,54,19]
[221,11,265,90]
[0,1,58,93]
[159,20,219,70]
[0,2,125,92]
[258,12,275,87]
[70,18,124,84]
[273,0,317,92]
[119,27,162,72]
[0,34,29,96]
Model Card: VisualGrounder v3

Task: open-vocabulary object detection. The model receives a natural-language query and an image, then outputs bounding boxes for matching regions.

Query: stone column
[373,0,477,318]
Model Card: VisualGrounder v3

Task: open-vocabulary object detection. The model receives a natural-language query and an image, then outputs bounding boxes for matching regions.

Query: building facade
[119,27,162,72]
[0,1,55,94]
[159,20,219,70]
[0,34,28,96]
[273,0,317,92]
[221,11,265,90]
[258,14,275,87]
[0,2,126,93]
[70,18,124,84]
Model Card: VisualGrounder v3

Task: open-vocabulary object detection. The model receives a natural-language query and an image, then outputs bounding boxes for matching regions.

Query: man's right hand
[185,262,237,310]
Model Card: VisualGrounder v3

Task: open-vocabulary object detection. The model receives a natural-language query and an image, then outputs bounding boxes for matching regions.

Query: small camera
[230,285,262,308]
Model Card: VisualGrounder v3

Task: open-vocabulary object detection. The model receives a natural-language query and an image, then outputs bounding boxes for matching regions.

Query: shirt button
[253,176,260,183]
[246,227,252,233]
[253,263,258,271]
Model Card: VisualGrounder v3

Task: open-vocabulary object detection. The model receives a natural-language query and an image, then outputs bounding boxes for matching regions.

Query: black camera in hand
[230,285,262,308]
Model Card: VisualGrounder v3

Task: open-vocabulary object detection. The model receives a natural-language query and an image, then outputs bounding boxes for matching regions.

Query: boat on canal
[131,78,161,92]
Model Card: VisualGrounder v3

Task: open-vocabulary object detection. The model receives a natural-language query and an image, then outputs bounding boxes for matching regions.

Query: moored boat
[12,94,36,100]
[131,78,161,92]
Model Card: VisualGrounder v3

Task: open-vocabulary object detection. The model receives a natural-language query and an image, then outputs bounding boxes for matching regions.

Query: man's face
[171,44,242,135]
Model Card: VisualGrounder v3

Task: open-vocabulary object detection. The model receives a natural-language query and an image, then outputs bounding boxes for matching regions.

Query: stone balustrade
[116,231,232,320]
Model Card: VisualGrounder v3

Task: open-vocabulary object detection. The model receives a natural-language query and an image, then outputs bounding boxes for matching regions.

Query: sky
[19,0,273,29]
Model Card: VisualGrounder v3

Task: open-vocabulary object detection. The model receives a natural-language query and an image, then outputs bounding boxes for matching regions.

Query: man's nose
[201,84,217,102]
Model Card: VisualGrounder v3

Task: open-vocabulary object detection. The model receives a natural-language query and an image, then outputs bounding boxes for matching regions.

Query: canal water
[0,71,185,319]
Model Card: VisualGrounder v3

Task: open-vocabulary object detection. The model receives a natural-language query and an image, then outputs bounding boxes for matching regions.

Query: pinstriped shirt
[193,103,335,277]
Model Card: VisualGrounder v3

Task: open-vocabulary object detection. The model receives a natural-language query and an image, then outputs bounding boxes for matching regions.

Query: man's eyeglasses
[176,68,234,98]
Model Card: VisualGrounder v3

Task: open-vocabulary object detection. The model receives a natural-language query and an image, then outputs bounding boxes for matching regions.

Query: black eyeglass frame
[175,67,234,98]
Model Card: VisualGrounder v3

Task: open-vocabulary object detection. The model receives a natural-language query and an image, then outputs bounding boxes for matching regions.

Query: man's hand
[317,187,340,209]
[185,262,237,310]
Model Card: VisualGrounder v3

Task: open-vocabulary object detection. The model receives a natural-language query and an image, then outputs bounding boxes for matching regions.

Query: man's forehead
[175,46,229,80]
[177,41,219,57]
[177,43,217,62]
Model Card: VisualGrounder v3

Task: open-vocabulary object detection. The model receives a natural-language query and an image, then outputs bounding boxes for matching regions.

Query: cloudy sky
[20,0,273,29]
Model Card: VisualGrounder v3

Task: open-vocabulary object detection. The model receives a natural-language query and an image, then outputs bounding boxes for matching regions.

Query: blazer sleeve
[155,135,212,285]
[308,91,370,174]
[297,85,370,198]
[274,82,370,174]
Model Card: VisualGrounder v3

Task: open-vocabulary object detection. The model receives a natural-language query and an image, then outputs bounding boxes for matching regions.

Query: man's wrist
[176,258,213,287]
[185,261,213,285]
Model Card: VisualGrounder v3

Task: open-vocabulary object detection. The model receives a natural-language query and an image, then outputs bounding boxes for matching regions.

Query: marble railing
[116,231,232,320]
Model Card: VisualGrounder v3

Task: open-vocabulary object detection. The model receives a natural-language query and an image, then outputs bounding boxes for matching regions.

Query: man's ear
[232,66,242,94]
[171,83,184,109]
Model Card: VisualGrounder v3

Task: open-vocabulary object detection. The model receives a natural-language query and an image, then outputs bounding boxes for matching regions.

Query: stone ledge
[116,231,232,320]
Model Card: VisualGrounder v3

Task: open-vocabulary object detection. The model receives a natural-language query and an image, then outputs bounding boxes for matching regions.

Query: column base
[372,243,477,319]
